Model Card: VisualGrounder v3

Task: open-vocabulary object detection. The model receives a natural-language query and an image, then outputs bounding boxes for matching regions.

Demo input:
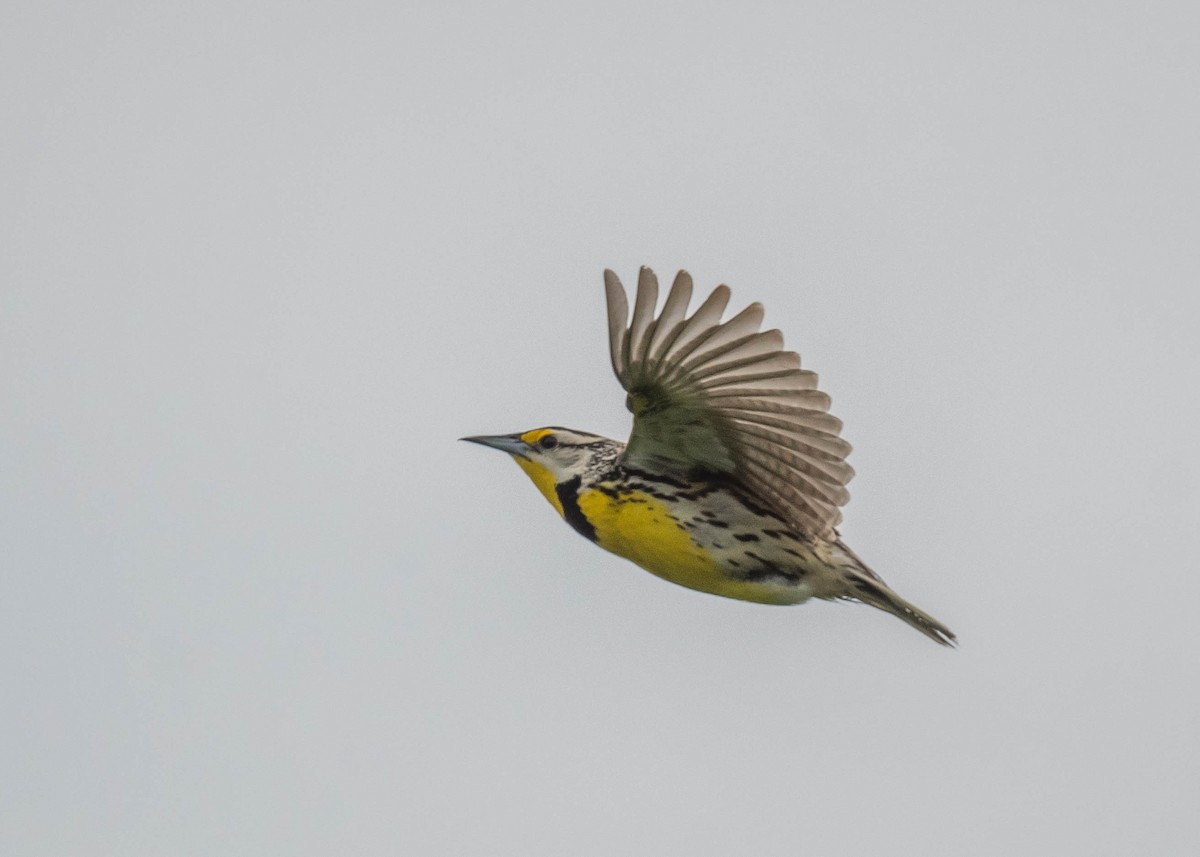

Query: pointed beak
[459,433,530,458]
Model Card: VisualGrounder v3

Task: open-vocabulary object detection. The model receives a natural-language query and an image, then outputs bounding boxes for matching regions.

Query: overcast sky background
[3,2,1198,854]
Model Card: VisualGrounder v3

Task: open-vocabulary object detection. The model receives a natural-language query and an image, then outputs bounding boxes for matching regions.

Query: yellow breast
[575,487,787,602]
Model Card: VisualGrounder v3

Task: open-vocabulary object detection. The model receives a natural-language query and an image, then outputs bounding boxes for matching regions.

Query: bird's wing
[604,267,853,537]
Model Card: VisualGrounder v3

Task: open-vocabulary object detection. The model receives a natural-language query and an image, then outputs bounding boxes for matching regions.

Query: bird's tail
[832,541,956,647]
[845,574,957,647]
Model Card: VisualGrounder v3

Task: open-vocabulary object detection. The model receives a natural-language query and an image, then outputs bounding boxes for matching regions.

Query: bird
[462,267,955,646]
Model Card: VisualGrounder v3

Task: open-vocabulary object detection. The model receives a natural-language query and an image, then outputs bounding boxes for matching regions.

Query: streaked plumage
[464,267,955,646]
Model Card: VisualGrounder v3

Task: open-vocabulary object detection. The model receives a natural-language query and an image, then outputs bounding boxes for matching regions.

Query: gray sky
[3,2,1198,854]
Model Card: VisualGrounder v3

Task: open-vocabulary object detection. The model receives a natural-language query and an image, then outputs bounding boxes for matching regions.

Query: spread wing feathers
[603,267,854,536]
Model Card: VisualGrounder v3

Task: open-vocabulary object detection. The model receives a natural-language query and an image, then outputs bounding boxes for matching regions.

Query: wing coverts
[604,267,854,537]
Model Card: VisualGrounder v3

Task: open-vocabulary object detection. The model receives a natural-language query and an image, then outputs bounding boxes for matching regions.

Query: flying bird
[463,267,955,645]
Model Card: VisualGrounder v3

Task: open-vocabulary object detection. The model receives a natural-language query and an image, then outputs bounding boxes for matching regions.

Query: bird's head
[460,427,620,515]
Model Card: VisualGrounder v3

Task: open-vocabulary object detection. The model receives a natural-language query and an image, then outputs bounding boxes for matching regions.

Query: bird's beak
[459,434,530,458]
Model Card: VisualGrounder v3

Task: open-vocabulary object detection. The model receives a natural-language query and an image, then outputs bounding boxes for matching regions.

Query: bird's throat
[513,456,565,517]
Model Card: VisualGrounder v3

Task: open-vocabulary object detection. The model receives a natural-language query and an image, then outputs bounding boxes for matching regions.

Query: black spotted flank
[733,533,760,543]
[556,476,597,542]
[698,510,730,528]
[626,481,676,501]
[735,551,805,583]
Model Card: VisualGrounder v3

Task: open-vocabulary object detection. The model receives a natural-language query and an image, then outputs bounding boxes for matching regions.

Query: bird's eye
[538,435,559,451]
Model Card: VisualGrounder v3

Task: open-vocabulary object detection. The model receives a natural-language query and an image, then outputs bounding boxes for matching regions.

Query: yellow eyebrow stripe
[519,428,554,445]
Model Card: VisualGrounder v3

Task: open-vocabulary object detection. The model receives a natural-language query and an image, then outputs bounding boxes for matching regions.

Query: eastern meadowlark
[464,267,955,646]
